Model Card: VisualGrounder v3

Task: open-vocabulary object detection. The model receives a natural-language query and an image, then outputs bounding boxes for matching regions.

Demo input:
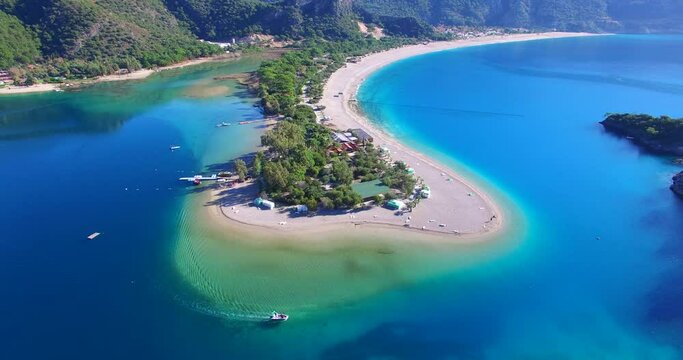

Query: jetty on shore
[179,174,218,181]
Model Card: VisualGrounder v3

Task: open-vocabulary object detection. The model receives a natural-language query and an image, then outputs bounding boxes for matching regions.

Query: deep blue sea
[0,36,682,359]
[357,34,683,358]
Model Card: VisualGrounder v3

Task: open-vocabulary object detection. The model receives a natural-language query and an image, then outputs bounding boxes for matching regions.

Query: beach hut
[420,186,431,199]
[350,129,373,144]
[332,132,352,143]
[261,200,275,210]
[254,197,275,210]
[386,200,406,211]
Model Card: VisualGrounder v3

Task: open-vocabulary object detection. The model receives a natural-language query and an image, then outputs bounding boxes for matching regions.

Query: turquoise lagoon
[0,36,682,358]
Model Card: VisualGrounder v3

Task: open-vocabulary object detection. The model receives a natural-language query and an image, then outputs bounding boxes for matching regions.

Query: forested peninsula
[250,36,422,211]
[600,113,683,156]
[600,113,683,198]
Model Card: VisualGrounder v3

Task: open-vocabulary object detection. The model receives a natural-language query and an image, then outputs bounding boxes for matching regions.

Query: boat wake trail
[175,296,271,322]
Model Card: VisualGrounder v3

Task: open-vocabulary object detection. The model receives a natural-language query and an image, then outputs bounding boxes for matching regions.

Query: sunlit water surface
[1,36,682,359]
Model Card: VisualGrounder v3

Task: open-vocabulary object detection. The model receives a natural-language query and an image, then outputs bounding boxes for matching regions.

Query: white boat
[269,312,288,321]
[216,122,231,128]
[178,174,218,183]
[169,145,181,150]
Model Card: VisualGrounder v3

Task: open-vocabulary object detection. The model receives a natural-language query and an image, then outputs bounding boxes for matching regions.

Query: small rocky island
[672,172,683,198]
[601,113,683,198]
[600,113,683,156]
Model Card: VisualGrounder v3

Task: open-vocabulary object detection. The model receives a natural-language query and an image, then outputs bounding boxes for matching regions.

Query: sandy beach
[0,56,224,96]
[208,32,597,239]
[0,83,62,95]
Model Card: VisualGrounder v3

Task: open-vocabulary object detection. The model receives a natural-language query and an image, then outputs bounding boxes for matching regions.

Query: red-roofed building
[0,70,13,83]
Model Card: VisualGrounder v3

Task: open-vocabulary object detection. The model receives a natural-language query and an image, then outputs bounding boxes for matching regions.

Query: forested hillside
[0,0,221,80]
[164,0,683,36]
[1,0,682,83]
[355,0,683,32]
[164,0,359,40]
[608,0,683,32]
[164,0,270,39]
[0,10,40,69]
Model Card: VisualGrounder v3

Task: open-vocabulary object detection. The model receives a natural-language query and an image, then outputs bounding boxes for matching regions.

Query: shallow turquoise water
[355,34,683,358]
[0,59,267,358]
[0,36,682,359]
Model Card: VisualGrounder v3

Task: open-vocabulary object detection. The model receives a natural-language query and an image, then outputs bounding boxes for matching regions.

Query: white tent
[261,200,275,210]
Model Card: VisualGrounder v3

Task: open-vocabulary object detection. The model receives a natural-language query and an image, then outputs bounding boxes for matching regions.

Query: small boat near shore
[216,122,231,127]
[269,312,288,321]
[179,174,218,185]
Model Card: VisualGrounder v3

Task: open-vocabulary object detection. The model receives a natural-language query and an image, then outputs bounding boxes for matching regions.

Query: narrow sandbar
[209,32,599,240]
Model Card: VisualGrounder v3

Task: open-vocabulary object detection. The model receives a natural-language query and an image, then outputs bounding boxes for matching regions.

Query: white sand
[0,83,61,95]
[0,57,219,96]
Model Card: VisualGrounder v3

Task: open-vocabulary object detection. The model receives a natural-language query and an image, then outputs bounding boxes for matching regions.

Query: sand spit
[210,32,599,240]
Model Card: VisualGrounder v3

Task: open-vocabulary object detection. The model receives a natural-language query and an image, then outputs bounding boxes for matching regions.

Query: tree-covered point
[254,104,415,210]
[600,113,683,155]
[258,36,416,115]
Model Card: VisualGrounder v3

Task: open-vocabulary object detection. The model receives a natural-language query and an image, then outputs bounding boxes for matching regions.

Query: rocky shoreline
[600,114,683,198]
[600,114,683,156]
[672,172,683,198]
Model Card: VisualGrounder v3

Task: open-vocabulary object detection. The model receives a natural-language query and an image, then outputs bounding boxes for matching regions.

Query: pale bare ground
[209,32,601,240]
[0,83,60,95]
[96,57,219,82]
[0,56,227,96]
[357,21,384,40]
[202,181,500,245]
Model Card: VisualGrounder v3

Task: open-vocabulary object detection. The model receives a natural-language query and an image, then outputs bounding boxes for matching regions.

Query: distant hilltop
[354,0,683,33]
[2,0,683,85]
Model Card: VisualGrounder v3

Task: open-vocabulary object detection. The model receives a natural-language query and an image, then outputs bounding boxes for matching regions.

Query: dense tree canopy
[0,10,40,69]
[2,0,681,83]
[164,0,360,41]
[258,36,416,115]
[253,34,424,210]
[258,104,364,208]
[0,0,222,81]
[601,113,683,149]
[355,0,683,32]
